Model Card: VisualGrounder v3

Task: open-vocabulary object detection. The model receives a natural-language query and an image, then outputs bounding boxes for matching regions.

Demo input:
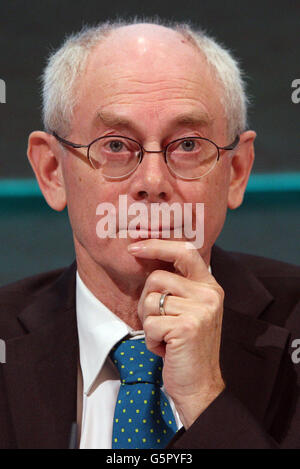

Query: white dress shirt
[76,272,183,449]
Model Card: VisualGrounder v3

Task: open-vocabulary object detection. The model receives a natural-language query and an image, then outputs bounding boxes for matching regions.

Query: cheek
[203,167,231,243]
[181,167,230,249]
[62,160,117,243]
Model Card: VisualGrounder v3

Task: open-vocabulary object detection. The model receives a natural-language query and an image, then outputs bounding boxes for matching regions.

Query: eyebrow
[95,110,134,128]
[173,111,213,128]
[94,109,213,131]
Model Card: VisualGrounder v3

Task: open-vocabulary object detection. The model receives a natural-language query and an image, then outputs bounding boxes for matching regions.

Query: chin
[108,253,173,282]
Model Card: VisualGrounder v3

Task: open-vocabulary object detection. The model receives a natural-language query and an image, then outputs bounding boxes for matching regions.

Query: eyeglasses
[52,132,240,180]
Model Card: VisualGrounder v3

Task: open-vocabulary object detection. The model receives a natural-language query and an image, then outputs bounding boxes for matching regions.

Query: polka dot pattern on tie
[110,338,177,449]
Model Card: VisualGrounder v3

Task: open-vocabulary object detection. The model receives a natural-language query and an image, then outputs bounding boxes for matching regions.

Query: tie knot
[110,338,163,385]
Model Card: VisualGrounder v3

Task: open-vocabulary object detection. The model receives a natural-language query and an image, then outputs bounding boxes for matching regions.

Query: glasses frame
[52,131,240,180]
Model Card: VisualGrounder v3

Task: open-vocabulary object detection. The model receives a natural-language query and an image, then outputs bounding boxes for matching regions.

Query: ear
[227,130,256,210]
[27,131,67,211]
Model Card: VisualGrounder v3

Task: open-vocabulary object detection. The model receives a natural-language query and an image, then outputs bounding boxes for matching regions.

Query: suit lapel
[3,263,78,448]
[2,247,292,447]
[220,308,290,425]
[211,246,291,426]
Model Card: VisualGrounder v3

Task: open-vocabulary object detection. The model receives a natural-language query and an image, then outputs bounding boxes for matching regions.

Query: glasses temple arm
[219,135,240,151]
[52,132,88,149]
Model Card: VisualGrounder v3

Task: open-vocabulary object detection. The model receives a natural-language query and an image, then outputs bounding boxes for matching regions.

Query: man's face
[59,25,235,282]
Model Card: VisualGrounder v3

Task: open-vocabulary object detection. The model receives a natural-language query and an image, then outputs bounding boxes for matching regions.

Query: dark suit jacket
[1,245,300,449]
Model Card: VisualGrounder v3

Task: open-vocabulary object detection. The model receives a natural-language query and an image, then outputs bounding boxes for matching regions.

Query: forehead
[74,26,226,136]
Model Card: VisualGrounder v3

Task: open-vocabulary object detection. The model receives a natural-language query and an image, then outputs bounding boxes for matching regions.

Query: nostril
[137,191,147,200]
[136,191,167,200]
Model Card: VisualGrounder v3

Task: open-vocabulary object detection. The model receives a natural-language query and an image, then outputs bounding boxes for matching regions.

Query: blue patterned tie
[110,338,177,449]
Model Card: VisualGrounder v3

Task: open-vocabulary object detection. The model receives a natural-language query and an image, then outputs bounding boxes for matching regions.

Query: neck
[75,243,151,330]
[74,239,211,330]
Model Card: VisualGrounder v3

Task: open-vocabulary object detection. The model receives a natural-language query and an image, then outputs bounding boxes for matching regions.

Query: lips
[123,226,182,241]
[119,220,178,232]
[131,226,176,232]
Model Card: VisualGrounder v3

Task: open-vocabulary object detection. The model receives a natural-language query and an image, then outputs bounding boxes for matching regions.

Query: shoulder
[0,267,67,336]
[223,249,300,312]
[212,245,300,312]
[0,267,66,300]
[228,250,300,279]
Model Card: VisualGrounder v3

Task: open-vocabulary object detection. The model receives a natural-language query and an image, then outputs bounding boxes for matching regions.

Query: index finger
[128,239,211,281]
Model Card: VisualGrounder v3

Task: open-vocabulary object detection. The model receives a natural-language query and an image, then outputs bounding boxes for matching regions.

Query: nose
[129,146,174,202]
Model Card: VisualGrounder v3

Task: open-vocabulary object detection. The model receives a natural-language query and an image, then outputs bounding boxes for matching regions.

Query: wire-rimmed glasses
[52,132,240,180]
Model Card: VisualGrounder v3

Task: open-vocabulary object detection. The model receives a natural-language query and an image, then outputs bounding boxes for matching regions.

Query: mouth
[131,225,175,231]
[123,226,181,240]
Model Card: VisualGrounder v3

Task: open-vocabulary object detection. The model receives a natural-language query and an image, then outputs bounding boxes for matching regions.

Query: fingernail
[128,243,145,253]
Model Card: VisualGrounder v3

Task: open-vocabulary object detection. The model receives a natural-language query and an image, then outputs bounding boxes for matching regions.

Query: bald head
[42,19,247,138]
[72,21,223,146]
[84,23,203,85]
[104,22,197,56]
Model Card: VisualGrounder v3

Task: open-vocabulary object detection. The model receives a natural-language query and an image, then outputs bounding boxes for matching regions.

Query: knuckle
[144,292,156,311]
[210,287,222,304]
[143,315,155,333]
[146,270,165,288]
[201,285,224,309]
[174,249,199,277]
[179,315,200,336]
[137,299,143,318]
[214,286,225,308]
[187,248,200,265]
[216,285,225,301]
[174,257,188,276]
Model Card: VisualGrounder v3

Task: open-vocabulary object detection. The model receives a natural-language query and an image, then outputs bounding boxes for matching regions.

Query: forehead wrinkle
[100,74,206,93]
[93,71,215,106]
[94,80,214,105]
[94,108,213,133]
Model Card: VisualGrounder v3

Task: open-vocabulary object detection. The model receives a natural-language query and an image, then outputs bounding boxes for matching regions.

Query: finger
[143,309,223,357]
[141,269,203,299]
[143,312,222,357]
[143,315,178,357]
[142,292,206,321]
[138,270,218,320]
[128,239,211,281]
[140,288,224,333]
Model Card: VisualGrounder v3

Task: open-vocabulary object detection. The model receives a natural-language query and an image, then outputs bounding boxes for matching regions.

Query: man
[0,19,300,449]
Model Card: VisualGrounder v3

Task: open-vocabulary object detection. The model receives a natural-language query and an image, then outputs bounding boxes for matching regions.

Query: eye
[180,139,196,152]
[109,140,124,152]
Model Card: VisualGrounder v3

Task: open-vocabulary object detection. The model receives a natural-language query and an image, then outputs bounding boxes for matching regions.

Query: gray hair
[42,18,248,139]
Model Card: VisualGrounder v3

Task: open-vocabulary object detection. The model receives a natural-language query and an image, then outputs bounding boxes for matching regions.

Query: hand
[128,239,225,429]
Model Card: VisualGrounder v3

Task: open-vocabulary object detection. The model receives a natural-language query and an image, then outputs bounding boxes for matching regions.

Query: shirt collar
[76,272,143,394]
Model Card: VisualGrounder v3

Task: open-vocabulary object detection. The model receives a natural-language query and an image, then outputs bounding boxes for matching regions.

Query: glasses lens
[166,138,218,179]
[89,136,141,177]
